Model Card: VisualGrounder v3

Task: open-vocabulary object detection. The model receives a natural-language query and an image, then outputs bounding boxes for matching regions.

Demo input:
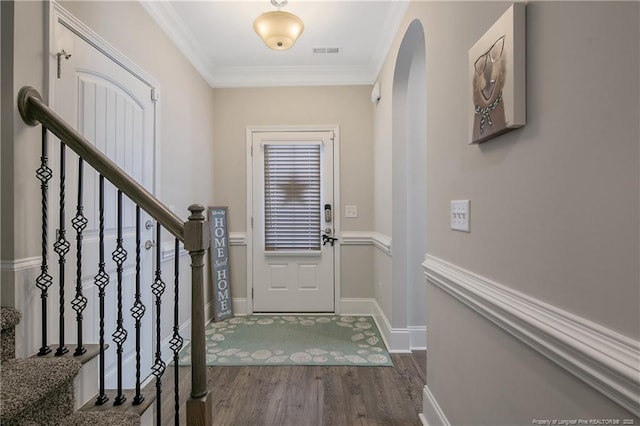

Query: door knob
[144,240,155,250]
[321,230,338,247]
[145,220,154,230]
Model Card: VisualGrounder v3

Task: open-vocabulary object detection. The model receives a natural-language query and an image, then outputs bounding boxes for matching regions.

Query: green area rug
[178,315,392,366]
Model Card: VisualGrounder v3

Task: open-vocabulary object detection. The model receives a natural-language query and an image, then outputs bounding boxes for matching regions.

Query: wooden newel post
[184,204,212,426]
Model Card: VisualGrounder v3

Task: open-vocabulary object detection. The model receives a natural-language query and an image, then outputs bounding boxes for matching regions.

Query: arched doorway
[391,19,427,347]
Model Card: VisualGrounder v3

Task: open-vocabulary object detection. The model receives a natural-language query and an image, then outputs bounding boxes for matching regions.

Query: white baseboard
[423,254,640,417]
[205,299,214,323]
[339,297,374,315]
[409,326,427,350]
[232,297,247,315]
[420,385,450,426]
[341,297,424,353]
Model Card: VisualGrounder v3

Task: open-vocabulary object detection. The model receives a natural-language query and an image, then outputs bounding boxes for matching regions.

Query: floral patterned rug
[178,315,392,366]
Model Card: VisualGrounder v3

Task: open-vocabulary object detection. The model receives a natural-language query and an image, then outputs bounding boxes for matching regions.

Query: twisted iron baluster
[112,190,128,405]
[151,224,166,426]
[93,175,109,405]
[53,142,70,356]
[131,206,146,405]
[71,158,88,356]
[36,127,53,356]
[169,238,184,426]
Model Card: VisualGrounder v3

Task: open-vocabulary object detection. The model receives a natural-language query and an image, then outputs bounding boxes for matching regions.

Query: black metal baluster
[71,158,88,356]
[53,142,70,356]
[112,190,128,405]
[151,224,166,426]
[169,238,184,426]
[94,175,109,405]
[36,127,53,356]
[131,206,146,405]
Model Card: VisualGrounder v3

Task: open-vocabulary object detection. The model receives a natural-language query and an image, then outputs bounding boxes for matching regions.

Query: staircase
[1,307,142,425]
[1,87,214,425]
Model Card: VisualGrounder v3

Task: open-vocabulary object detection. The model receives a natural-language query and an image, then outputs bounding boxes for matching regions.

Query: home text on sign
[209,206,233,321]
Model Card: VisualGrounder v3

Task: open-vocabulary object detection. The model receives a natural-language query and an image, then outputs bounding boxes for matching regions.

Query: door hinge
[151,88,159,103]
[251,217,253,228]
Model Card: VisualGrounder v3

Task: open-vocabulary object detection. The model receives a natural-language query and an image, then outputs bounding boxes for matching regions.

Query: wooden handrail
[18,86,185,241]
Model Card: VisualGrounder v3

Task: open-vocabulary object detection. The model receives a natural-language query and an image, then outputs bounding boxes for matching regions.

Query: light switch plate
[451,200,470,232]
[345,205,358,218]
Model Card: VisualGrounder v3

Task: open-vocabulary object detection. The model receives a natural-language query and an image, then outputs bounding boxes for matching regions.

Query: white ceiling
[141,1,409,88]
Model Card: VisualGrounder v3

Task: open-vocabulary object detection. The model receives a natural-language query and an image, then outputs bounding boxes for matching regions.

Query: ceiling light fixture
[253,0,304,51]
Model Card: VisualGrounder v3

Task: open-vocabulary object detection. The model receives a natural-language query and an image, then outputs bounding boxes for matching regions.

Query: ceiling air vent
[313,47,340,54]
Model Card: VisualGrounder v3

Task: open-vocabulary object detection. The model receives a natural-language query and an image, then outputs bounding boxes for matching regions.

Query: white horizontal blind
[263,144,321,251]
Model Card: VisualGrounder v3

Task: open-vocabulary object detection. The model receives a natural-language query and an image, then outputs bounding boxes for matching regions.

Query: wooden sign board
[208,206,233,321]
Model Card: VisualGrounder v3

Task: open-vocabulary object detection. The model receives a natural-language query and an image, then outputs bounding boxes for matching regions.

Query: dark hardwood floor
[159,351,426,426]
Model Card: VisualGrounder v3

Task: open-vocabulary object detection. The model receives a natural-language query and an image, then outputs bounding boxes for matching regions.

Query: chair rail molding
[229,232,247,246]
[423,255,640,416]
[341,231,392,255]
[160,241,188,262]
[0,257,42,272]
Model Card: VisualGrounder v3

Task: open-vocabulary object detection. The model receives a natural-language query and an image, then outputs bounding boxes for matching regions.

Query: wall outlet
[345,205,358,218]
[451,200,470,232]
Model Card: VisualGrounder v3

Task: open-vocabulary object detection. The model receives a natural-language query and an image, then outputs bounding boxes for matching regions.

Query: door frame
[246,125,341,315]
[47,1,161,198]
[46,1,162,385]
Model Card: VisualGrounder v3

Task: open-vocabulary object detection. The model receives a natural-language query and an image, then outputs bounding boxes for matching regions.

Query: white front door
[52,22,156,388]
[251,131,335,312]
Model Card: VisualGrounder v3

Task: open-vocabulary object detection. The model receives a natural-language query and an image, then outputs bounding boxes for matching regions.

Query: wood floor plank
[158,351,425,425]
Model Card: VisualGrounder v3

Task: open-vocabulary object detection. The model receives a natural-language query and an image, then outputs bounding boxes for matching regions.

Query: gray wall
[374,1,639,423]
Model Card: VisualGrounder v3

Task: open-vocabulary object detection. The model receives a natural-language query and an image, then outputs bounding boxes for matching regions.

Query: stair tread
[62,410,141,425]
[79,387,156,417]
[0,357,82,418]
[1,307,22,331]
[31,343,107,365]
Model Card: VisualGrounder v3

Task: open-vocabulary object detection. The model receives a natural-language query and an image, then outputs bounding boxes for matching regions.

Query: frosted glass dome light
[253,1,304,51]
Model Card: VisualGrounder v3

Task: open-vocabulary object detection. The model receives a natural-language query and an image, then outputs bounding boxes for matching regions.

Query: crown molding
[210,65,373,88]
[139,1,217,87]
[370,0,410,81]
[140,1,407,88]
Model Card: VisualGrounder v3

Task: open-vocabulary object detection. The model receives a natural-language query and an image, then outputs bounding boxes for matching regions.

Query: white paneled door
[52,22,156,389]
[252,131,335,312]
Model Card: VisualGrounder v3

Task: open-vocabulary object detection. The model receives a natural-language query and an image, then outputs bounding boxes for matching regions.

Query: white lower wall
[3,258,43,359]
